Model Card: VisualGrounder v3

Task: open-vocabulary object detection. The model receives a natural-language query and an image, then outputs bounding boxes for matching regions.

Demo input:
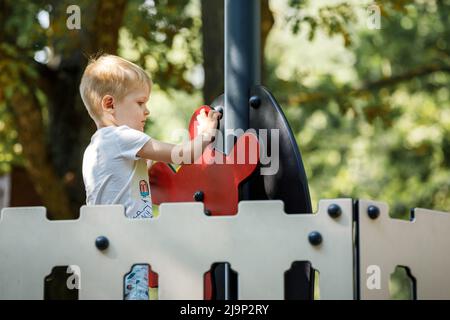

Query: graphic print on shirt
[132,200,153,219]
[139,180,150,197]
[130,159,153,219]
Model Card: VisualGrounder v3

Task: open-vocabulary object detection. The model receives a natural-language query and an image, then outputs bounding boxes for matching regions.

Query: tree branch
[288,63,450,106]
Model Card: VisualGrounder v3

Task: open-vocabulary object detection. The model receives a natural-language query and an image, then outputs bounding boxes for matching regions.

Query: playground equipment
[1,200,450,299]
[1,0,450,300]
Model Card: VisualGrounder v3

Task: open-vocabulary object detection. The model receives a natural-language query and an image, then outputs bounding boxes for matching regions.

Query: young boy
[79,54,220,299]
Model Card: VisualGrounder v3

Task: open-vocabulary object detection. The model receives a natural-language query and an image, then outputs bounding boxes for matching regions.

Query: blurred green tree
[270,0,450,216]
[0,0,274,218]
[0,0,204,218]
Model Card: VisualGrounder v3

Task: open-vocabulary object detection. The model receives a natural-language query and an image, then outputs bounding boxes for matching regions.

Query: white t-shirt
[82,125,153,219]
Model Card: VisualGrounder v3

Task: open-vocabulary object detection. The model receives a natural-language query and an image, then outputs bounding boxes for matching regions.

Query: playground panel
[210,85,312,214]
[358,200,450,299]
[0,199,353,299]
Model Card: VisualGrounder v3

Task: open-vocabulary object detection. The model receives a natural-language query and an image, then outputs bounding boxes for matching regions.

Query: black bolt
[213,106,222,131]
[95,236,109,251]
[367,205,380,219]
[249,96,261,108]
[204,209,212,216]
[214,105,224,115]
[194,191,204,202]
[308,231,322,246]
[328,204,342,218]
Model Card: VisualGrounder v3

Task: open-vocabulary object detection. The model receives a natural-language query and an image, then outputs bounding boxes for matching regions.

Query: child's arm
[137,109,221,164]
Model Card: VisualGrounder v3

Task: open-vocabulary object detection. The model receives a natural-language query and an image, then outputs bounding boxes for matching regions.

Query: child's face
[114,85,150,132]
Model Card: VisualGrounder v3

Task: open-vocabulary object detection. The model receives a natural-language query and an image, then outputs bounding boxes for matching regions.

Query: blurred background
[0,0,449,299]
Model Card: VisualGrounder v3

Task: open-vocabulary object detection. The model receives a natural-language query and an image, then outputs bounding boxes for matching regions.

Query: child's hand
[196,108,221,140]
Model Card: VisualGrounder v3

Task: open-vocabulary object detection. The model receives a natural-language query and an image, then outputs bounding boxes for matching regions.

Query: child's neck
[96,116,118,130]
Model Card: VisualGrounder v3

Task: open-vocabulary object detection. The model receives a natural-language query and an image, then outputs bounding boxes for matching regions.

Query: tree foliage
[0,0,449,222]
[268,0,450,215]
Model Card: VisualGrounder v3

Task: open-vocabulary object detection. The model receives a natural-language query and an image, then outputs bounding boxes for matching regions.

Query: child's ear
[101,95,114,113]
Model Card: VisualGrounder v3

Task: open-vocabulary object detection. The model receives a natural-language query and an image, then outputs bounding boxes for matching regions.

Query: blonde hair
[79,54,152,121]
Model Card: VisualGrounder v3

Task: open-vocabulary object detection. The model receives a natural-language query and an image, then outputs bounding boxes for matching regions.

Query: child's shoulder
[92,125,132,138]
[97,125,143,134]
[91,125,150,152]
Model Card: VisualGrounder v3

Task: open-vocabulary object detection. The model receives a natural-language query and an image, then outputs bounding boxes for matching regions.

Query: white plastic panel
[0,199,354,300]
[358,200,450,299]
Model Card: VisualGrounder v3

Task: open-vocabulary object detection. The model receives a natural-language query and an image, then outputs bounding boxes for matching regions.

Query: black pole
[211,0,261,301]
[224,0,261,154]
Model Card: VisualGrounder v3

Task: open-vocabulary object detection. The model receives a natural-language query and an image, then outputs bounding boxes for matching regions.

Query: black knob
[367,205,380,219]
[194,191,204,202]
[249,96,261,108]
[95,236,109,251]
[204,209,212,216]
[214,105,224,115]
[308,231,322,246]
[328,204,342,218]
[212,106,222,131]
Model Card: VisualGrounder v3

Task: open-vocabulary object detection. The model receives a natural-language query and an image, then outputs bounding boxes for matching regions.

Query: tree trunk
[261,0,274,84]
[201,0,225,104]
[4,0,128,219]
[45,0,128,217]
[93,0,128,53]
[9,82,74,219]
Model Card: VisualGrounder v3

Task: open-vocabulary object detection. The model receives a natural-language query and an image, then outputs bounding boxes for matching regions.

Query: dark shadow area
[44,265,79,300]
[204,262,238,300]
